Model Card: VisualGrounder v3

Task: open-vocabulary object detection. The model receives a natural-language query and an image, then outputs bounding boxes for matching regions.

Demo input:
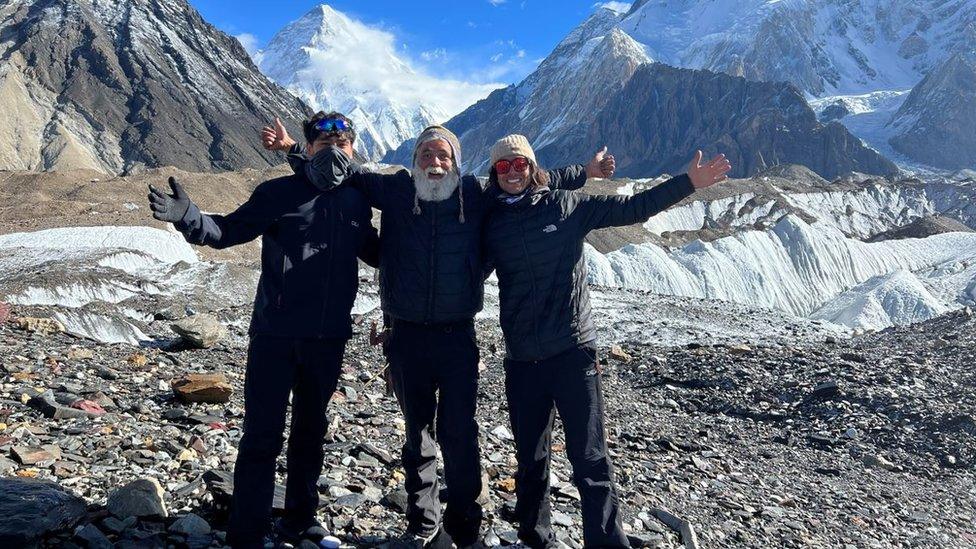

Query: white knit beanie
[490,134,537,166]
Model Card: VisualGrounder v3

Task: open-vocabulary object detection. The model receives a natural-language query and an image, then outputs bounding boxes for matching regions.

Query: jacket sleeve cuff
[173,202,202,233]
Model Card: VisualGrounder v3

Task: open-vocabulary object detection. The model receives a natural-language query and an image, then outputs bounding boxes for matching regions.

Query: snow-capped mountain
[256,5,498,161]
[620,0,976,97]
[389,8,895,179]
[385,8,645,170]
[887,49,976,170]
[0,0,310,174]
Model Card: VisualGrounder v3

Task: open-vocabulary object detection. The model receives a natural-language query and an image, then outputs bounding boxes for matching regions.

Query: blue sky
[190,0,632,85]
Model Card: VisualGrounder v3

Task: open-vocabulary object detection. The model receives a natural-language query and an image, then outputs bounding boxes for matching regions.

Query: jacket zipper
[319,193,336,335]
[426,201,437,322]
[515,208,543,358]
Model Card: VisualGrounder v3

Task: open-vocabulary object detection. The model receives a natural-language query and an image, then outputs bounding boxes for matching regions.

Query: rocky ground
[1,297,974,548]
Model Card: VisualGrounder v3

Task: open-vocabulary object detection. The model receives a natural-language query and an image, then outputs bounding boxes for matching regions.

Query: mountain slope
[556,63,898,179]
[394,8,896,179]
[384,8,647,171]
[887,49,976,170]
[0,0,311,174]
[620,0,976,97]
[258,4,497,161]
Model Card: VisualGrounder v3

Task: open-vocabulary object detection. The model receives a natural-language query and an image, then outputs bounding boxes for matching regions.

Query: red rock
[0,302,10,324]
[70,400,106,416]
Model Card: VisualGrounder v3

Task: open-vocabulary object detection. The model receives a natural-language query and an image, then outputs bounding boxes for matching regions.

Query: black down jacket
[174,168,379,340]
[289,148,588,324]
[484,175,695,361]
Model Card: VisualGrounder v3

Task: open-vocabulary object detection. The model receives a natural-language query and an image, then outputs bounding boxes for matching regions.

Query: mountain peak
[257,4,495,161]
[0,0,310,173]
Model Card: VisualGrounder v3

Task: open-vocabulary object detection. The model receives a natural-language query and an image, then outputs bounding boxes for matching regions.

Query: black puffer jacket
[289,148,588,324]
[484,175,695,361]
[174,168,379,339]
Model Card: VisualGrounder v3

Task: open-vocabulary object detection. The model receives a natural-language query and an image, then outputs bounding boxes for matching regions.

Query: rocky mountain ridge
[387,9,897,180]
[0,0,311,174]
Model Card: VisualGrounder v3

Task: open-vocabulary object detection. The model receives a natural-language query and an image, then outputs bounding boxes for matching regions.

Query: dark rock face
[0,0,311,173]
[0,477,88,546]
[868,215,975,242]
[819,102,850,123]
[888,50,976,170]
[546,64,899,180]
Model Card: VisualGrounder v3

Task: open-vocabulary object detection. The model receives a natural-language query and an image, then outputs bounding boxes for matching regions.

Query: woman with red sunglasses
[484,134,731,548]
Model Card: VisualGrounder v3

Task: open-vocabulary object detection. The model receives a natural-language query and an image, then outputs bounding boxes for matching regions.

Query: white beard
[412,165,460,202]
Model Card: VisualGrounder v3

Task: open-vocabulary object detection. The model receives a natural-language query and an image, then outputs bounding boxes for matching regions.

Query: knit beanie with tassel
[412,125,466,223]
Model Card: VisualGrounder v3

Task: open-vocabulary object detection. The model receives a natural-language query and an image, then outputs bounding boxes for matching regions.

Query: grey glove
[148,177,192,222]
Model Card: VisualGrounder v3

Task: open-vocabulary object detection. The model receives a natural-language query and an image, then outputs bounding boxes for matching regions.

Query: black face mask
[305,146,351,191]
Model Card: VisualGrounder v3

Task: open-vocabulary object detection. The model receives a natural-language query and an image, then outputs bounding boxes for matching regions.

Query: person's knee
[238,430,285,462]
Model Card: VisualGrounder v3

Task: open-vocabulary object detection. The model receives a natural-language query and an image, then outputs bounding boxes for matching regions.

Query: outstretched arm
[547,145,616,191]
[149,177,279,249]
[575,151,730,231]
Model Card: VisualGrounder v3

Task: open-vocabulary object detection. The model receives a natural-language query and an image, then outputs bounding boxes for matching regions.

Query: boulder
[12,316,65,334]
[172,373,233,404]
[609,345,633,363]
[107,478,168,518]
[169,513,212,536]
[11,444,62,465]
[28,390,101,419]
[170,314,228,348]
[0,477,87,546]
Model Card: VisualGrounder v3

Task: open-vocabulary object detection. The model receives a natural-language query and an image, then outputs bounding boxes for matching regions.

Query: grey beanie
[411,125,466,223]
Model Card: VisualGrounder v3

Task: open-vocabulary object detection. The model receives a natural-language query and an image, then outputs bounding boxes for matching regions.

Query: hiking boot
[274,517,329,544]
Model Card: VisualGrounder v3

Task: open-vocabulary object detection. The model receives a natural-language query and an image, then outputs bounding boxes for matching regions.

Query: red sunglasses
[495,157,530,175]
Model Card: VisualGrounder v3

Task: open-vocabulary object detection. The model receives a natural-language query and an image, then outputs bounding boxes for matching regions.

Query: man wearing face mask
[264,123,613,548]
[148,111,379,549]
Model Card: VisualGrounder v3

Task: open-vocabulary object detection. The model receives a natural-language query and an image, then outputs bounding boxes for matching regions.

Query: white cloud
[421,48,448,62]
[488,0,507,5]
[235,33,261,59]
[593,1,632,13]
[293,16,501,117]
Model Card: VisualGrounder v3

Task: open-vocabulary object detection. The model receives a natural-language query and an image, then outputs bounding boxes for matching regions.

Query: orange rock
[172,373,233,404]
[127,353,149,367]
[496,477,517,493]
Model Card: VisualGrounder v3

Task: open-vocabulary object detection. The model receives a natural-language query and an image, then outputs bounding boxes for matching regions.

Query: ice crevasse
[586,214,976,330]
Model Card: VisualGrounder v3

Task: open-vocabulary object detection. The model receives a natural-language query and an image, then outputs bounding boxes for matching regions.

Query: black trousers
[387,318,483,546]
[504,344,629,549]
[227,335,346,546]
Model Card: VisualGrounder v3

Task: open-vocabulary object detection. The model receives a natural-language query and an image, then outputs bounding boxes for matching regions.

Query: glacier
[586,214,976,331]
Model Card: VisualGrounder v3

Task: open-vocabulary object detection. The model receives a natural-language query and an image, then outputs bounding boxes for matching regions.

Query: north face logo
[543,224,557,233]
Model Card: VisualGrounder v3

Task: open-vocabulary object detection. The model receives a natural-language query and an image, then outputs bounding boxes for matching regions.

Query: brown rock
[172,373,233,404]
[496,477,516,493]
[728,344,753,355]
[12,317,65,335]
[66,348,94,360]
[609,345,632,363]
[126,353,149,367]
[12,445,62,466]
[0,302,10,324]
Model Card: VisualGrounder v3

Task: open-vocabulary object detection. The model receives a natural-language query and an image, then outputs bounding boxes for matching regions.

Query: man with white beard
[264,124,613,548]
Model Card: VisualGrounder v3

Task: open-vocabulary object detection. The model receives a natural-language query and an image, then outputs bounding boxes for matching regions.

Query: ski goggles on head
[494,156,530,175]
[314,118,351,133]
